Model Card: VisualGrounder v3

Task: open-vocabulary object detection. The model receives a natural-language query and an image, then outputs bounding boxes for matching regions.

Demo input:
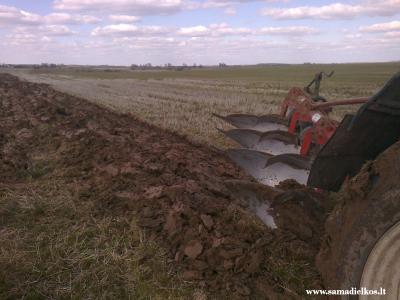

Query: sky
[0,0,399,65]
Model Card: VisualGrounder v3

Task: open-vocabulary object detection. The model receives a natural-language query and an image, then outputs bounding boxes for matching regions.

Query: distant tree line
[130,62,229,71]
[0,63,64,69]
[0,62,231,70]
[130,63,209,71]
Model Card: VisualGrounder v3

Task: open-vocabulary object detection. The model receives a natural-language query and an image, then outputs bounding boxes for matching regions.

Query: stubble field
[9,62,400,148]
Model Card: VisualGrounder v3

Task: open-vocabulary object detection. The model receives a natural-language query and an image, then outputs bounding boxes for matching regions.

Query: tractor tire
[317,141,400,299]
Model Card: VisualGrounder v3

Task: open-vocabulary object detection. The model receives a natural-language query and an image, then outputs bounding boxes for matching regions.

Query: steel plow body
[214,113,288,132]
[227,149,311,187]
[221,128,299,155]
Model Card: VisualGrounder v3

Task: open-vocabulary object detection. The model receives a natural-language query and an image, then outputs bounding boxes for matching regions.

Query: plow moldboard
[227,149,311,186]
[214,113,288,132]
[221,128,299,155]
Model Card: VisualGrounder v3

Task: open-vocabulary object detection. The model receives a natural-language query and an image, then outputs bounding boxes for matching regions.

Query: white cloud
[385,31,400,37]
[91,22,316,39]
[360,21,400,32]
[178,23,252,37]
[177,23,317,37]
[344,33,362,39]
[15,25,75,36]
[223,7,236,15]
[0,5,100,26]
[0,5,41,25]
[201,0,233,9]
[44,13,101,24]
[258,26,318,35]
[184,0,234,11]
[112,36,177,50]
[340,33,400,51]
[202,0,288,5]
[209,23,252,35]
[4,24,74,47]
[39,25,75,36]
[188,0,252,11]
[188,0,289,16]
[91,24,169,36]
[261,0,400,20]
[109,15,140,22]
[53,0,184,16]
[5,33,54,46]
[186,0,291,11]
[177,25,210,36]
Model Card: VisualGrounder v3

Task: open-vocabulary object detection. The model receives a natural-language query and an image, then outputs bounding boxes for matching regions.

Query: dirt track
[0,73,330,298]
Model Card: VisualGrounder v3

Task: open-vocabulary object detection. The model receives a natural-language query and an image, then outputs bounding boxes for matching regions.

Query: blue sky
[0,0,399,65]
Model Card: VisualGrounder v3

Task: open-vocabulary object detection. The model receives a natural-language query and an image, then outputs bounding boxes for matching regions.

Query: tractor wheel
[317,141,400,299]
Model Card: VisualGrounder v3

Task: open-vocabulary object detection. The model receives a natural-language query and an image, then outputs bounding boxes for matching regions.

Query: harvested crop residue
[0,73,329,299]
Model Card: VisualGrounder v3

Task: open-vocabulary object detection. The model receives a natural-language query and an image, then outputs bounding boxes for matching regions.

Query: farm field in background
[8,62,400,147]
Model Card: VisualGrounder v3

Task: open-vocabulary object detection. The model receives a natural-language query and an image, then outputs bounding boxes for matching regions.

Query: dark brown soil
[0,73,330,299]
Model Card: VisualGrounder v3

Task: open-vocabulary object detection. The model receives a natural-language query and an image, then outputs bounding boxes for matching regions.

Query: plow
[215,72,400,191]
[216,71,400,298]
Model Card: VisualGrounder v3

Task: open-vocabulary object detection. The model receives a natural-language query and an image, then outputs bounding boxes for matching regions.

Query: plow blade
[224,180,278,228]
[214,113,288,132]
[227,149,311,186]
[220,128,299,155]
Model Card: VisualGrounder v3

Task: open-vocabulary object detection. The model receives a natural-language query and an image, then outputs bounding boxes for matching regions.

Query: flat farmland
[9,62,400,147]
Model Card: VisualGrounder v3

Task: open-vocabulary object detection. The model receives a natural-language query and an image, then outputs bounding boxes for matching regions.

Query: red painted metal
[288,111,299,134]
[311,97,369,110]
[277,88,366,157]
[300,127,313,157]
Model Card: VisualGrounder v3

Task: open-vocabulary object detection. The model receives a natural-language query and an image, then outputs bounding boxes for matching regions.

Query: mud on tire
[317,141,400,298]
